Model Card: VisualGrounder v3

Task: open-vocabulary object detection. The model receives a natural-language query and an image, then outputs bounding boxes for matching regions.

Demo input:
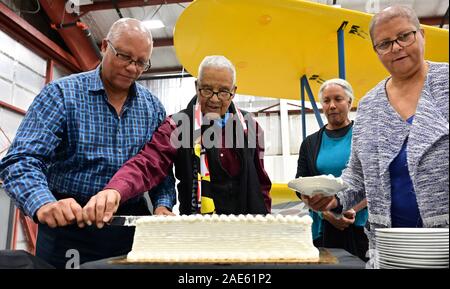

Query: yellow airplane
[174,0,449,203]
[174,0,448,106]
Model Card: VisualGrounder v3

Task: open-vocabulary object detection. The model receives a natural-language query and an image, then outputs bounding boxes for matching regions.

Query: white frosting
[127,214,319,262]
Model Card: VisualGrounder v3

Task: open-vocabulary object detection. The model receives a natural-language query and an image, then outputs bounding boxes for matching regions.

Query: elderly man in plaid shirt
[0,18,176,268]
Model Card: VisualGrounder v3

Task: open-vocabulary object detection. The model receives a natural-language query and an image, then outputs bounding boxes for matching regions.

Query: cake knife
[107,215,143,226]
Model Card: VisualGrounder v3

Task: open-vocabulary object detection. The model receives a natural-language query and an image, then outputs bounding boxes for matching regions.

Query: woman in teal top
[296,79,369,261]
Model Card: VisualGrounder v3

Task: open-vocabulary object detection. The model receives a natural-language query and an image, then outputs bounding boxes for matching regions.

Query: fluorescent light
[143,20,165,29]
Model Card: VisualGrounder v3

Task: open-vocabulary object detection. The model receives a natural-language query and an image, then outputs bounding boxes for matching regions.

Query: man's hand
[82,189,121,228]
[154,206,175,216]
[36,198,84,228]
[301,194,337,212]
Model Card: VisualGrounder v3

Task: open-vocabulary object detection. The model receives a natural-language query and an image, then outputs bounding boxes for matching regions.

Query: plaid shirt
[0,66,176,218]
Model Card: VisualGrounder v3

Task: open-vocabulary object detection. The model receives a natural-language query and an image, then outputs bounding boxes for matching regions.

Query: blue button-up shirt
[0,66,176,218]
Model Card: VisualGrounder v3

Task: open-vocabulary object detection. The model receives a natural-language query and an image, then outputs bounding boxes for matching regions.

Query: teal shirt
[309,210,324,241]
[311,125,368,239]
[316,126,353,177]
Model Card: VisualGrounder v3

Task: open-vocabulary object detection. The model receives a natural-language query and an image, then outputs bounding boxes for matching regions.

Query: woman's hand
[301,194,338,212]
[323,210,355,231]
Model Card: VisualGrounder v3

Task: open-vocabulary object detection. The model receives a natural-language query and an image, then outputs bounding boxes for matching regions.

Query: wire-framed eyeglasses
[107,40,151,71]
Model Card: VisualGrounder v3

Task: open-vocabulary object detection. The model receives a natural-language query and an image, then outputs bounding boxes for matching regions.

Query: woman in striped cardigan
[305,5,449,257]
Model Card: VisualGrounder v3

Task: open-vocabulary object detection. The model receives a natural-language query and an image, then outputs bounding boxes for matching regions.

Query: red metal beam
[153,37,174,47]
[18,210,38,255]
[39,0,100,71]
[46,59,54,84]
[419,16,449,26]
[11,209,19,250]
[0,2,80,73]
[0,100,26,116]
[145,66,185,74]
[95,37,173,49]
[80,0,193,13]
[95,37,173,48]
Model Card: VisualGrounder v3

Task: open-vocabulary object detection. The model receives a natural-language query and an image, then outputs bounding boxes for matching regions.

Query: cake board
[110,248,337,265]
[80,248,366,269]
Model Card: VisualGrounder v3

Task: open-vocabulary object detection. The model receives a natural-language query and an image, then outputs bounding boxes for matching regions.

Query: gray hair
[198,55,236,86]
[106,18,153,50]
[318,78,354,106]
[369,5,421,44]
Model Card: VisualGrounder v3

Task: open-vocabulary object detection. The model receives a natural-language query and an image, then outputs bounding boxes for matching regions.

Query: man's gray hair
[318,78,354,106]
[369,5,421,44]
[198,55,236,86]
[106,18,153,51]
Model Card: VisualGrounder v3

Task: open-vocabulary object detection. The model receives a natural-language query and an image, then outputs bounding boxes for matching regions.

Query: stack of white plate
[375,228,449,269]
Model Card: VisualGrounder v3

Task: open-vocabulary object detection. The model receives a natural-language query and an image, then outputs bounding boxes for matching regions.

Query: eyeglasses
[198,88,234,101]
[107,40,151,71]
[373,30,417,55]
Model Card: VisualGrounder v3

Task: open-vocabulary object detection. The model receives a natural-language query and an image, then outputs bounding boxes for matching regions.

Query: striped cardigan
[339,61,449,251]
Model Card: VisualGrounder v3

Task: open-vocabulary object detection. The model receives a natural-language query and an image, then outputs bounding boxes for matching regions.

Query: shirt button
[220,153,224,157]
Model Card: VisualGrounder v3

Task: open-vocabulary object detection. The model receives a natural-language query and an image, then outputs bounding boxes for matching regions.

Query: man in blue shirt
[0,18,176,268]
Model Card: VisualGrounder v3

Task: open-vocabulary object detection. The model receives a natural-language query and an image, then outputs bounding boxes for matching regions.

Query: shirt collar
[88,65,105,92]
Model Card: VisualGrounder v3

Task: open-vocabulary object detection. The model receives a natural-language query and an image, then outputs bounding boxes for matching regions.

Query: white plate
[375,242,449,250]
[379,263,404,269]
[375,233,449,240]
[376,237,449,244]
[376,244,449,252]
[376,244,448,251]
[378,254,449,265]
[376,246,449,255]
[287,175,347,197]
[379,263,400,269]
[376,228,449,234]
[376,234,449,240]
[377,249,449,260]
[378,259,448,269]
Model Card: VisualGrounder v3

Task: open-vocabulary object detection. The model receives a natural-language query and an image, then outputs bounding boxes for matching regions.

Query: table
[80,248,366,269]
[0,250,54,269]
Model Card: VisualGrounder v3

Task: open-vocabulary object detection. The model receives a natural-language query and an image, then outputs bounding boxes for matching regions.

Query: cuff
[104,180,134,204]
[153,197,175,210]
[24,191,56,222]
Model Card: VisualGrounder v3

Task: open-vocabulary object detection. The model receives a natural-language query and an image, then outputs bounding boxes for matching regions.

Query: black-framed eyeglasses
[373,30,417,55]
[107,40,151,71]
[198,88,234,101]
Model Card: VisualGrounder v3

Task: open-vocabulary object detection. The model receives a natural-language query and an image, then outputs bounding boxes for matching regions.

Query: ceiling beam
[419,16,449,26]
[145,66,186,74]
[0,1,80,72]
[153,37,174,47]
[94,37,172,47]
[139,72,192,81]
[39,0,101,71]
[80,0,193,13]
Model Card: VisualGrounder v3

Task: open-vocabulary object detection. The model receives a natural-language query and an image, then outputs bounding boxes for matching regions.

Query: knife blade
[107,215,144,226]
